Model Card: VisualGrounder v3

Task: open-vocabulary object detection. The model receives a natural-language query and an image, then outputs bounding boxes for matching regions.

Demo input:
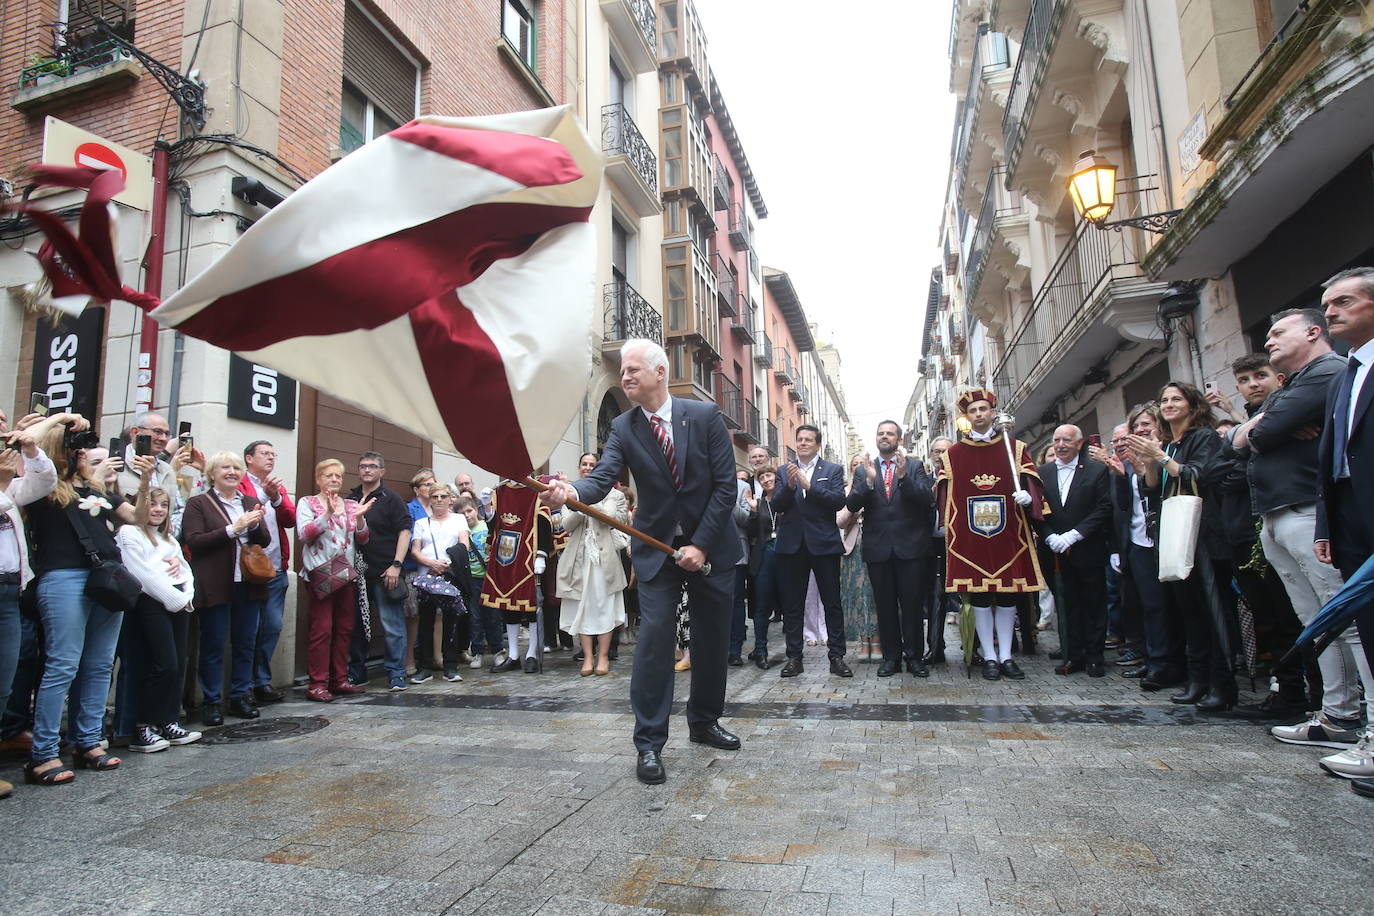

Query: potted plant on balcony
[24,55,70,88]
[940,357,956,380]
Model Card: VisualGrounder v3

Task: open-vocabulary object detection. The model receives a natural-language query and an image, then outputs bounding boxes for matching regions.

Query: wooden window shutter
[342,3,417,125]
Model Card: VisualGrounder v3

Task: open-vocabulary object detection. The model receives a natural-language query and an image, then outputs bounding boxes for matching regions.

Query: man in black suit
[541,339,741,785]
[845,420,935,677]
[771,424,851,678]
[1036,424,1113,677]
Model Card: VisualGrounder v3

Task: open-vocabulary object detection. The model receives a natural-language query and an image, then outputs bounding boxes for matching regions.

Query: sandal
[24,759,75,785]
[73,745,121,771]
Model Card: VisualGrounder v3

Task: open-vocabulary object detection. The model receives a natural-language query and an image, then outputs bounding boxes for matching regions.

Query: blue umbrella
[1280,551,1374,665]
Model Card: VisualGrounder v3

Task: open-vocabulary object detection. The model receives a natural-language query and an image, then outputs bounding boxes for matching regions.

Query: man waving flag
[14,106,600,479]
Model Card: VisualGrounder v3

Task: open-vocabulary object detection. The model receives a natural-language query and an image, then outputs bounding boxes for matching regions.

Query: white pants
[1262,503,1371,722]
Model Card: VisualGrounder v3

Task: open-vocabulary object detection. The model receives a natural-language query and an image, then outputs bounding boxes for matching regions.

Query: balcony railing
[711,153,730,211]
[963,170,997,305]
[729,299,755,342]
[794,380,810,413]
[603,280,663,346]
[1001,0,1065,179]
[728,203,752,250]
[17,38,135,91]
[600,0,656,72]
[950,24,986,198]
[602,103,658,197]
[773,347,795,384]
[950,313,967,354]
[737,399,761,444]
[713,253,737,317]
[715,372,743,429]
[754,330,773,367]
[765,419,779,457]
[991,222,1148,409]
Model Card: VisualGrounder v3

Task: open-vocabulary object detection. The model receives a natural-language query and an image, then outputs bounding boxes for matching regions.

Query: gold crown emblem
[500,512,522,525]
[971,473,1000,490]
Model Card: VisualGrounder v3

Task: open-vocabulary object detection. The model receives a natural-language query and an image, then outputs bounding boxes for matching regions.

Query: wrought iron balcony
[713,253,737,318]
[711,153,730,211]
[736,398,761,444]
[599,0,656,73]
[730,299,755,343]
[963,166,1022,306]
[715,372,744,429]
[765,419,779,457]
[950,313,967,354]
[773,347,795,385]
[603,280,663,346]
[728,203,752,250]
[788,377,804,402]
[1001,0,1065,180]
[754,331,773,367]
[602,103,659,216]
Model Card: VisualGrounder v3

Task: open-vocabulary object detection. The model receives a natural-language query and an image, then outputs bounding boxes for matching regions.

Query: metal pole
[136,143,170,416]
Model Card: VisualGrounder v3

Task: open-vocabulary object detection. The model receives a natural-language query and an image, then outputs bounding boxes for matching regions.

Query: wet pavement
[2,622,1370,915]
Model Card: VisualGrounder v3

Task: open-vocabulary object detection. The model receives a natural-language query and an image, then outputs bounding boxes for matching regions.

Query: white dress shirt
[968,427,997,442]
[1129,473,1152,548]
[640,399,674,449]
[1054,458,1077,502]
[246,472,284,567]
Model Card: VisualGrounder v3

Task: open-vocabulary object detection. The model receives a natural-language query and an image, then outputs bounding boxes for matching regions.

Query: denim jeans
[2,613,40,738]
[365,576,407,682]
[469,579,503,654]
[753,545,779,654]
[253,571,290,688]
[0,584,20,729]
[33,569,124,760]
[198,584,263,704]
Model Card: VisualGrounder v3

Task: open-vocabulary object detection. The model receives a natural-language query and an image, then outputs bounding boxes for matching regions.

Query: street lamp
[1067,150,1181,234]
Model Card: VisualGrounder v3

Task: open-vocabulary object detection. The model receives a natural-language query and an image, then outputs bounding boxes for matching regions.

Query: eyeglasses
[141,426,171,437]
[431,494,454,500]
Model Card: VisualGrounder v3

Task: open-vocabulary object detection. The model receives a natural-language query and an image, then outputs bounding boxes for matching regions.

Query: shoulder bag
[206,494,276,585]
[1157,462,1203,583]
[65,502,141,614]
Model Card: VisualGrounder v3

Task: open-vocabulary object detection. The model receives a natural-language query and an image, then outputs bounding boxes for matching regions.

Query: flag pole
[520,477,711,575]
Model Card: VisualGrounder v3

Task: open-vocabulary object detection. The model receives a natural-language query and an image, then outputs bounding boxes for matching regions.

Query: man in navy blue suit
[541,339,740,785]
[846,420,935,677]
[771,424,851,678]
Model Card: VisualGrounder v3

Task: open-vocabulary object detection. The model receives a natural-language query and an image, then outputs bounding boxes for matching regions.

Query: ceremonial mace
[520,477,712,575]
[994,412,1022,490]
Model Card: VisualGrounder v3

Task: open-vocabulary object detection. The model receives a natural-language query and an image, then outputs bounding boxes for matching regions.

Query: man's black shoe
[491,658,522,673]
[1140,672,1183,692]
[1233,693,1309,721]
[754,653,771,671]
[227,697,259,720]
[522,656,539,674]
[906,659,930,678]
[252,685,284,705]
[636,750,666,785]
[923,651,947,666]
[1086,662,1106,678]
[688,722,740,750]
[829,657,853,678]
[1054,661,1085,675]
[877,659,900,677]
[1115,649,1145,665]
[201,703,223,727]
[1350,777,1374,799]
[727,655,744,667]
[982,659,1002,681]
[780,658,803,678]
[999,660,1025,680]
[1121,664,1147,679]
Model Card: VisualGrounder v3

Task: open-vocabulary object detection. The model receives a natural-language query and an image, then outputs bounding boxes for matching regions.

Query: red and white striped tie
[651,415,682,490]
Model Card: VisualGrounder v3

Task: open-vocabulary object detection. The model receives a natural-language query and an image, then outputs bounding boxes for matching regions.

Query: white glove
[1063,529,1084,547]
[1045,533,1066,553]
[1110,553,1121,573]
[534,555,546,575]
[1012,489,1032,507]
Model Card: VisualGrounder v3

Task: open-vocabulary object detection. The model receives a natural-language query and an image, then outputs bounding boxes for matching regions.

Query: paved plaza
[3,624,1370,916]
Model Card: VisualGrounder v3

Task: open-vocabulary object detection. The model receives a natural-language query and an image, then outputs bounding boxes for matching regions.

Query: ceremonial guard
[481,480,553,672]
[935,388,1048,680]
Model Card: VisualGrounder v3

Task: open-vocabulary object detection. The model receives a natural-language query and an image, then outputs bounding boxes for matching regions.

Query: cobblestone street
[3,625,1369,915]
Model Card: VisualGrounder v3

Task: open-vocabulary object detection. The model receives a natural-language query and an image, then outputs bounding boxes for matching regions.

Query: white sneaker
[129,724,170,754]
[1271,712,1362,749]
[1320,733,1374,779]
[469,654,484,669]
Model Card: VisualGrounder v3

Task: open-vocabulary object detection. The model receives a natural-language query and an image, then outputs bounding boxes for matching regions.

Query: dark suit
[845,457,934,661]
[771,457,847,659]
[573,398,739,752]
[1036,455,1112,666]
[1316,352,1374,670]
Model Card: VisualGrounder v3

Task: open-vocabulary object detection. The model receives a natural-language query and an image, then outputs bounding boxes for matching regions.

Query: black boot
[1170,682,1207,705]
[1195,683,1238,713]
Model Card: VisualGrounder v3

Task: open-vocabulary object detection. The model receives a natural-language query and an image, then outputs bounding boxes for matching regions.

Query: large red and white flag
[18,106,601,478]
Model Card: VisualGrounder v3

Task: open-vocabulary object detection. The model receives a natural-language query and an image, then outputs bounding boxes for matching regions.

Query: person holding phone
[117,412,205,534]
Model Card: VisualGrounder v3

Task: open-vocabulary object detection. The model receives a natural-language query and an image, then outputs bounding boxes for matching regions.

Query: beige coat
[555,487,630,600]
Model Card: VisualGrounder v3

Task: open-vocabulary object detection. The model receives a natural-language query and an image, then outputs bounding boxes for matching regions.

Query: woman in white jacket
[557,454,630,676]
[115,486,202,752]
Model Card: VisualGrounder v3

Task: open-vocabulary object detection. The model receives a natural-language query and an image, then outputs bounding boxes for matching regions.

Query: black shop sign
[227,355,297,430]
[30,306,105,419]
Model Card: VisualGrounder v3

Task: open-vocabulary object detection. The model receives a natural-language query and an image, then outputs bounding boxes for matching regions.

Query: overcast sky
[693,0,954,451]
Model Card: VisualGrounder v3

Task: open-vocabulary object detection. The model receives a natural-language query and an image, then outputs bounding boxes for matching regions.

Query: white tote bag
[1157,477,1203,582]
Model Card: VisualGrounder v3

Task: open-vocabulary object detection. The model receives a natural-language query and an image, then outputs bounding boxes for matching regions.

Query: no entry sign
[41,116,152,210]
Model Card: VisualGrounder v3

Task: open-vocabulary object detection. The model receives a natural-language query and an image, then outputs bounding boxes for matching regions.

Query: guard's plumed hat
[956,387,998,415]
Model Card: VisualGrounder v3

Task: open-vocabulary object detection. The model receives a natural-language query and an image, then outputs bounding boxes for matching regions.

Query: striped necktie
[651,415,682,489]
